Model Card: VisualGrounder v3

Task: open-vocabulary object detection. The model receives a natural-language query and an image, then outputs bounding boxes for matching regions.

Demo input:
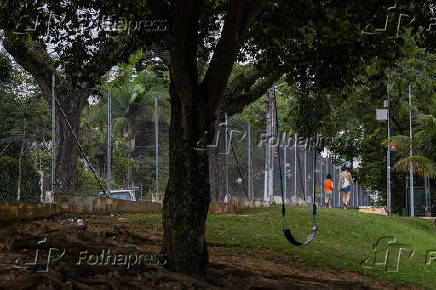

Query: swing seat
[283,225,318,246]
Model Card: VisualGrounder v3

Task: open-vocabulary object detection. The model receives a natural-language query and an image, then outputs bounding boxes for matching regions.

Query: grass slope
[124,205,436,288]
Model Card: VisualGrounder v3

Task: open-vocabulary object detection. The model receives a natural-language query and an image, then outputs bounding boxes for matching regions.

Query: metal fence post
[264,91,273,202]
[351,177,356,207]
[225,113,229,201]
[304,148,307,202]
[283,143,287,201]
[334,166,337,207]
[356,181,359,207]
[354,182,357,207]
[320,156,323,207]
[312,150,315,205]
[247,121,251,199]
[154,96,159,200]
[356,182,358,207]
[51,73,56,192]
[294,134,297,203]
[425,175,430,216]
[107,93,112,195]
[337,167,341,207]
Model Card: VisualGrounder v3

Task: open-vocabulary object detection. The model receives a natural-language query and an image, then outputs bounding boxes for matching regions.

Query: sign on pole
[376,109,388,121]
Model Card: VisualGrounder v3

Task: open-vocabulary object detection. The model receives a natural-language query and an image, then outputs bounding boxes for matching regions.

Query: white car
[98,190,136,201]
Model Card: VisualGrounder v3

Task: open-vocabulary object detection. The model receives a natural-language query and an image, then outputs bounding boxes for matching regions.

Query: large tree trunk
[154,0,268,274]
[53,82,89,193]
[162,85,215,273]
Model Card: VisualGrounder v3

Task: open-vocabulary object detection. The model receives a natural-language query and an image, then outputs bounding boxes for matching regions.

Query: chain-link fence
[0,153,44,203]
[74,94,170,202]
[209,115,374,208]
[0,84,378,208]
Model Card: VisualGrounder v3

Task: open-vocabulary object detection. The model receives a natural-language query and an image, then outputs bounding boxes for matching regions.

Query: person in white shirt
[338,164,354,209]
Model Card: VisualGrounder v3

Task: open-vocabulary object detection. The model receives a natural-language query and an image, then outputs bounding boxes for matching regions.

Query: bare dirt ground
[0,215,418,290]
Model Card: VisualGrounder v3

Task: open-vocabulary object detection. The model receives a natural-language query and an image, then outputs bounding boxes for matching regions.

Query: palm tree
[389,113,436,178]
[110,82,148,186]
[101,61,170,187]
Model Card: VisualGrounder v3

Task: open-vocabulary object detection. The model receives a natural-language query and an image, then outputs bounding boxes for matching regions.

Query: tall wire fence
[209,116,373,208]
[1,90,376,209]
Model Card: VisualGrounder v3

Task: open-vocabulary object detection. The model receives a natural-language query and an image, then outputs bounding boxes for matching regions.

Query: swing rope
[54,97,108,196]
[312,7,320,226]
[270,10,320,246]
[226,130,249,197]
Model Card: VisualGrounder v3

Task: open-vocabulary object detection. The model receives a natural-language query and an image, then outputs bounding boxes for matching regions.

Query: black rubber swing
[272,90,319,247]
[269,18,320,246]
[283,227,318,246]
[282,204,318,246]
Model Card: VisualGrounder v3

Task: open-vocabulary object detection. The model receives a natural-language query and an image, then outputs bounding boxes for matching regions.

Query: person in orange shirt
[324,174,333,208]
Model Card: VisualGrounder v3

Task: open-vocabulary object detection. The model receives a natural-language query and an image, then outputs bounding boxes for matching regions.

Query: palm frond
[393,156,436,179]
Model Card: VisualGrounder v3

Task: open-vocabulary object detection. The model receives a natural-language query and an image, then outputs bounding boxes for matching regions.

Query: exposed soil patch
[0,215,417,289]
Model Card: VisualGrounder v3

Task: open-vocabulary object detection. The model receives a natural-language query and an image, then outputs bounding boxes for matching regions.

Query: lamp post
[376,76,390,214]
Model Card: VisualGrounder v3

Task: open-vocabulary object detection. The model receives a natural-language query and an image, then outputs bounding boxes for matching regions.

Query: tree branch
[2,38,56,97]
[222,75,272,116]
[202,0,269,114]
[225,67,263,96]
[80,35,138,86]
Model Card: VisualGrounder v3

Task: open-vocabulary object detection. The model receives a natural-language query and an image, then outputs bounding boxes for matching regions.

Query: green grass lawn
[121,205,436,289]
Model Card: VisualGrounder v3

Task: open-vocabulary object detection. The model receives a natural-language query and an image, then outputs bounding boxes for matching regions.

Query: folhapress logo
[361,236,415,272]
[12,238,66,272]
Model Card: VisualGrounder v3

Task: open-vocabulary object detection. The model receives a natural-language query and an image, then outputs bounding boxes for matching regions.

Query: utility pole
[264,90,274,201]
[409,85,414,217]
[51,73,56,192]
[386,76,391,214]
[107,93,112,195]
